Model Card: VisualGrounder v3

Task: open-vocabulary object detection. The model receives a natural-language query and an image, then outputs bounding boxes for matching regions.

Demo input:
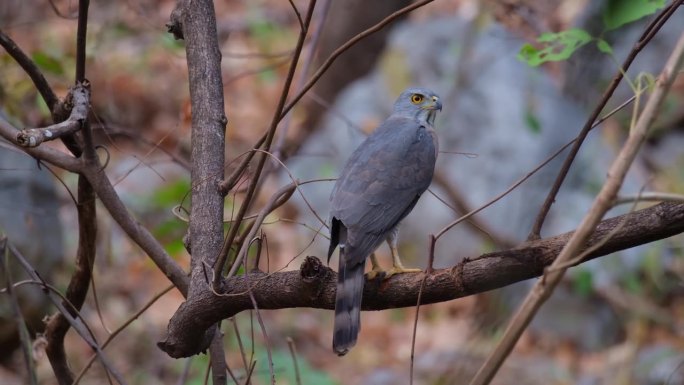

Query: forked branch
[15,82,90,148]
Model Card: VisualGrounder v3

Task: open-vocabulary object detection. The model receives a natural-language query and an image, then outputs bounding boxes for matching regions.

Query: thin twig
[224,57,291,86]
[409,272,428,385]
[7,242,128,385]
[203,357,211,385]
[279,0,436,120]
[434,91,640,241]
[226,183,296,278]
[219,136,266,195]
[231,317,251,378]
[434,141,571,241]
[286,337,302,385]
[248,289,274,385]
[72,284,175,385]
[469,29,684,385]
[431,172,516,248]
[0,237,38,385]
[614,192,684,205]
[222,151,333,275]
[287,0,304,30]
[273,0,332,159]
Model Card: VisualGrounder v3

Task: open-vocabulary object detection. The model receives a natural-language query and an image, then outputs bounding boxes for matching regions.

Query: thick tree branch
[158,202,684,358]
[0,116,82,173]
[170,1,230,383]
[173,0,227,296]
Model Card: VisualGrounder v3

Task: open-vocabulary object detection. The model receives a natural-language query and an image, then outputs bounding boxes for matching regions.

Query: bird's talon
[366,269,384,280]
[384,266,421,279]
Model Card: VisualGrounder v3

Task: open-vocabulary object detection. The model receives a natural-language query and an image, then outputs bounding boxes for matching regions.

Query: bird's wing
[330,116,437,264]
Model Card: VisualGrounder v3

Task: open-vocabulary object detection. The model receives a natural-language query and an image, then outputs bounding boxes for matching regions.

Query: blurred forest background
[1,0,684,384]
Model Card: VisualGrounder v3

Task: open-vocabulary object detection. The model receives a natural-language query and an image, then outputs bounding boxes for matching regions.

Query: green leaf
[635,71,656,92]
[623,272,643,294]
[603,0,666,31]
[35,92,51,118]
[517,29,592,66]
[152,179,190,207]
[31,51,64,75]
[572,269,594,298]
[524,109,541,134]
[596,38,613,54]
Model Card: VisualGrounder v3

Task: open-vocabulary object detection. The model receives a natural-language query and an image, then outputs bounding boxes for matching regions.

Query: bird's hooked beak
[426,96,441,125]
[428,95,442,111]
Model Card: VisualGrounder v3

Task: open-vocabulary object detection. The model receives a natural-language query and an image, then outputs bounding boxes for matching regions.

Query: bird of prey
[328,87,442,355]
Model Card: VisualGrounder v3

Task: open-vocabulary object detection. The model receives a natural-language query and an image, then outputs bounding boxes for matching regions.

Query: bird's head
[393,87,442,125]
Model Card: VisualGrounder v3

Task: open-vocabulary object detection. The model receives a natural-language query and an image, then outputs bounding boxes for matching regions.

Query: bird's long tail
[333,246,365,356]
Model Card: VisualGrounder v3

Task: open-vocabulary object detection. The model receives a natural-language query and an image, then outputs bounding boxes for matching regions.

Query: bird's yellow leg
[366,253,384,280]
[385,228,421,278]
[386,243,421,278]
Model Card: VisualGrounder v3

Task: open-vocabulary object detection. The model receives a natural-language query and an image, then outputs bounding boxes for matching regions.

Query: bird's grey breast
[330,117,436,218]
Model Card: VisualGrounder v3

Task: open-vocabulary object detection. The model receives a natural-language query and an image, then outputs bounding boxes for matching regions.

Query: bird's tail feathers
[328,217,346,264]
[333,246,364,356]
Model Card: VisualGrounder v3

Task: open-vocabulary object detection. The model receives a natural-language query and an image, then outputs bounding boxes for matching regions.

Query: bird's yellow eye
[411,94,424,104]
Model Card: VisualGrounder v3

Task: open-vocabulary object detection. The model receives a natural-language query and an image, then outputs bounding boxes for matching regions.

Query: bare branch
[614,192,684,205]
[6,242,128,385]
[279,0,435,120]
[0,237,38,385]
[16,82,90,148]
[431,172,516,249]
[286,338,302,385]
[0,116,82,173]
[75,0,90,82]
[73,284,175,384]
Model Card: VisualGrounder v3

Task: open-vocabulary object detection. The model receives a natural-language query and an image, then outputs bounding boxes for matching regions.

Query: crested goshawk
[328,87,442,355]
